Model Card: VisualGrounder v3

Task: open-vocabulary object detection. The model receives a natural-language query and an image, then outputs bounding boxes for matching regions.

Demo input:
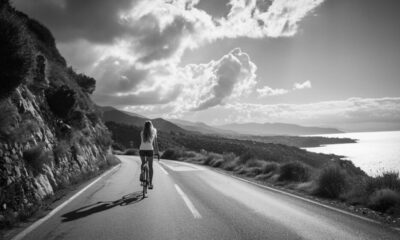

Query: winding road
[10,156,400,240]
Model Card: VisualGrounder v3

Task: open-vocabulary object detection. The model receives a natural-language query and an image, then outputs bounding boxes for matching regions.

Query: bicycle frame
[142,159,149,198]
[141,153,159,198]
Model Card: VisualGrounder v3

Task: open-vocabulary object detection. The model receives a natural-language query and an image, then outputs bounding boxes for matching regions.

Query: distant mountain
[97,105,145,118]
[216,122,343,136]
[168,119,237,135]
[99,107,187,133]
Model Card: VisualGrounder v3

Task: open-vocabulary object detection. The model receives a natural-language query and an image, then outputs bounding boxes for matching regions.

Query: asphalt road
[11,156,400,240]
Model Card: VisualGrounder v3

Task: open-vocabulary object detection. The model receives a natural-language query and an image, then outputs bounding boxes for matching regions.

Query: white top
[139,129,157,150]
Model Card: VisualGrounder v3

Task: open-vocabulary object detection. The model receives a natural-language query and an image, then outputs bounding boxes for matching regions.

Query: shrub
[341,177,368,205]
[160,148,195,160]
[366,171,400,194]
[203,152,221,166]
[75,73,96,94]
[314,165,348,198]
[278,161,311,182]
[246,160,264,168]
[26,17,56,48]
[53,140,70,165]
[112,142,126,151]
[9,119,40,143]
[124,148,139,156]
[210,159,224,168]
[255,173,273,181]
[23,144,53,174]
[105,154,121,167]
[262,162,279,174]
[245,167,263,177]
[86,110,101,126]
[222,160,238,171]
[222,152,236,162]
[69,109,86,129]
[94,129,112,149]
[161,148,183,160]
[368,188,400,213]
[70,131,90,146]
[46,85,76,118]
[238,151,255,164]
[0,8,33,100]
[0,101,18,137]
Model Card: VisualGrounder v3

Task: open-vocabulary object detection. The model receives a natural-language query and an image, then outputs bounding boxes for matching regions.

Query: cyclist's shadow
[61,191,143,222]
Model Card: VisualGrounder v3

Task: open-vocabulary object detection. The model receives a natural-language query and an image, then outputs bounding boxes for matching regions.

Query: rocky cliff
[0,1,115,228]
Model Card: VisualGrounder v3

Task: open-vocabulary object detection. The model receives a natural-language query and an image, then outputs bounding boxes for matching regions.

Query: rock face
[0,1,112,227]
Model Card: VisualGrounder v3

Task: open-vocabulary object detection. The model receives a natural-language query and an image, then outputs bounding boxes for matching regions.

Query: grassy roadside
[161,148,400,226]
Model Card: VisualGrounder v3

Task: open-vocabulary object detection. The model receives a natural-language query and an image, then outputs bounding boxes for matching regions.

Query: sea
[305,131,400,176]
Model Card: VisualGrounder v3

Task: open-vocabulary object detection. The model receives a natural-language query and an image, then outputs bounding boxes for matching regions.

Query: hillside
[168,119,237,135]
[217,122,343,136]
[101,107,187,134]
[0,1,115,228]
[106,121,344,169]
[97,105,145,118]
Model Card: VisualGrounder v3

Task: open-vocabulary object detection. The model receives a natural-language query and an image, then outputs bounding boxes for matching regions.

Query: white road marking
[157,162,169,175]
[174,184,202,219]
[171,161,205,170]
[12,164,121,240]
[160,161,203,172]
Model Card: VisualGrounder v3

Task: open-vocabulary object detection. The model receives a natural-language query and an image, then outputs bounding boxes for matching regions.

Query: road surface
[11,156,400,240]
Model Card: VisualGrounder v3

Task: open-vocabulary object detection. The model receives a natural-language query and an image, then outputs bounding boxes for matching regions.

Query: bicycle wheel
[142,166,148,198]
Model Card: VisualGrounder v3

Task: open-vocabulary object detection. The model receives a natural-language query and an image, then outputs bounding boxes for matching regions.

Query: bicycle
[140,153,160,198]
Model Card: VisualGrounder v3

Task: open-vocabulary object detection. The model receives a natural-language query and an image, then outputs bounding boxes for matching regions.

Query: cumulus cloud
[13,0,324,110]
[217,0,325,38]
[91,47,256,110]
[257,86,289,97]
[256,80,311,97]
[293,80,312,90]
[188,48,257,110]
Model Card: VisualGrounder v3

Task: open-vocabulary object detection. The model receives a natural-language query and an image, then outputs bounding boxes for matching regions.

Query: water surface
[305,131,400,176]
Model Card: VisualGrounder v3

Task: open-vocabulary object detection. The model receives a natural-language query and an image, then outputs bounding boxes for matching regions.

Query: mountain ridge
[216,122,343,136]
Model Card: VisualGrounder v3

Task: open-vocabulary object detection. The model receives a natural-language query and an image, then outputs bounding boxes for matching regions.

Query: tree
[75,74,96,94]
[0,6,33,100]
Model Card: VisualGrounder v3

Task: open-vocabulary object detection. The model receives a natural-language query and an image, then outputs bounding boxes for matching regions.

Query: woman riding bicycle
[139,121,159,189]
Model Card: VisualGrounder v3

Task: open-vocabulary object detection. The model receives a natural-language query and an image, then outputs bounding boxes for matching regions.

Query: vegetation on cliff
[0,1,114,229]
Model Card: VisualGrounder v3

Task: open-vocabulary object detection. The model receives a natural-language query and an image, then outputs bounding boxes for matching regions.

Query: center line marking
[174,184,202,219]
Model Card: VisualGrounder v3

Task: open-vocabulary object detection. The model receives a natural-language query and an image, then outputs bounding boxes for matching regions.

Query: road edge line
[11,164,121,240]
[174,184,202,219]
[182,161,400,232]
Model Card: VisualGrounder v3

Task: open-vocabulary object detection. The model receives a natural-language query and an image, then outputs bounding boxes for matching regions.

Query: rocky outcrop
[0,1,113,227]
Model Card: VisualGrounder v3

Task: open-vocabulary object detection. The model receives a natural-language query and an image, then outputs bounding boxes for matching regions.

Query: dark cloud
[136,15,195,64]
[93,84,182,107]
[93,57,149,94]
[13,0,135,43]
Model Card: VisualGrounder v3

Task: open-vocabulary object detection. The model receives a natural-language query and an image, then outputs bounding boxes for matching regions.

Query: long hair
[142,121,155,142]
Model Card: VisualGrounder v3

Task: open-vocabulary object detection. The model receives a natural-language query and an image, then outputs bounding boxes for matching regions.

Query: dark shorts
[139,150,153,157]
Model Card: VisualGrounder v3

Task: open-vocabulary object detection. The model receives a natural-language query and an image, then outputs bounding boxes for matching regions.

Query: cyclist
[139,120,159,189]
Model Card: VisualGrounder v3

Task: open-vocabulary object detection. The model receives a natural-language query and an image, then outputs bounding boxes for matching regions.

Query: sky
[13,0,400,131]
